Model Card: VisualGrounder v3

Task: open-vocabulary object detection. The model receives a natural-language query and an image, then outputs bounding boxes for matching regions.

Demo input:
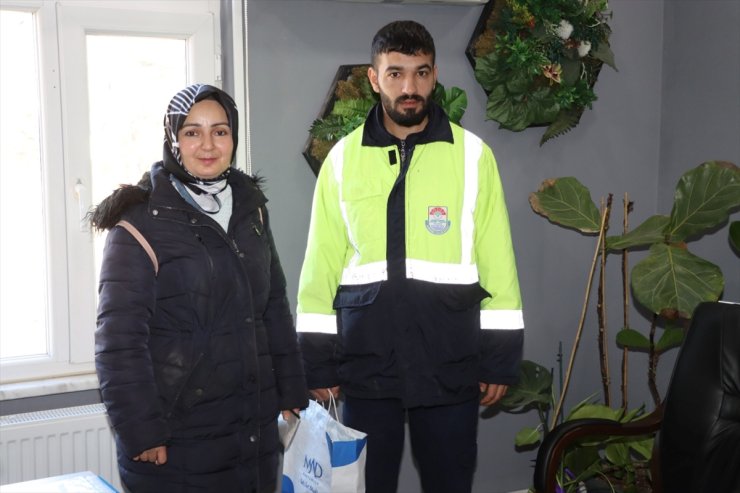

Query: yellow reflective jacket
[297,104,523,405]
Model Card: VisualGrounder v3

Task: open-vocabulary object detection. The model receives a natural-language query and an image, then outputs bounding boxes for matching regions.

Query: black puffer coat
[94,162,308,493]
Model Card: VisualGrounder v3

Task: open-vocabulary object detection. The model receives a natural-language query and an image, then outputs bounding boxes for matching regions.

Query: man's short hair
[371,20,436,66]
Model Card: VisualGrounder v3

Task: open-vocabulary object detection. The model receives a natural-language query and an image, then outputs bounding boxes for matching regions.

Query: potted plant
[499,161,740,492]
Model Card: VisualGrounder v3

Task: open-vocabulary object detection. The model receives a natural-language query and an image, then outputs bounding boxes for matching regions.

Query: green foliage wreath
[471,0,616,145]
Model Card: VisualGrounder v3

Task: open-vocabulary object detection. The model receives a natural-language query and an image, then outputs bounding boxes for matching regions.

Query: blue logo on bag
[303,456,323,478]
[326,433,368,467]
[281,476,295,493]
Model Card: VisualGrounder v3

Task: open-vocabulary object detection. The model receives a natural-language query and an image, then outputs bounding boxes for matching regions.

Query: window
[0,9,47,361]
[0,0,220,384]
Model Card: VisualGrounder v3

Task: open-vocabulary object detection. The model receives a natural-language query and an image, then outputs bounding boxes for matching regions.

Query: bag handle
[326,392,340,421]
[116,220,158,276]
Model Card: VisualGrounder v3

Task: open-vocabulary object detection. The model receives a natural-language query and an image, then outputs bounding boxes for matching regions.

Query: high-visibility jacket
[297,103,523,407]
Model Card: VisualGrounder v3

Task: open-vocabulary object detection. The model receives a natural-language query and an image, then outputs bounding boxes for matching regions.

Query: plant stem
[550,205,610,429]
[621,193,633,409]
[597,195,613,406]
[648,314,660,406]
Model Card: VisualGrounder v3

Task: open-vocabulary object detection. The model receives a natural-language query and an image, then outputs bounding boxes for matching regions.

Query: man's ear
[367,66,380,93]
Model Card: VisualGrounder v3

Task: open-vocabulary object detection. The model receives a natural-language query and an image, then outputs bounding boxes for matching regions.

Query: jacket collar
[149,162,266,215]
[361,101,454,149]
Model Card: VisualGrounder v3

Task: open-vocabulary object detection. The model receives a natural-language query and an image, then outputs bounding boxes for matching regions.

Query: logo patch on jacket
[425,206,450,235]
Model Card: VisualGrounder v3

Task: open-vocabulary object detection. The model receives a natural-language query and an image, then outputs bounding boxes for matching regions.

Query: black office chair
[532,301,740,493]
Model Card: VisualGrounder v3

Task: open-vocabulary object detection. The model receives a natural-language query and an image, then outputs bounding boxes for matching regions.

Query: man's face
[368,51,437,133]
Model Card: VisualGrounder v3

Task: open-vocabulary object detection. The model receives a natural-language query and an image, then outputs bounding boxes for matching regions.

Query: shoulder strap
[116,220,158,276]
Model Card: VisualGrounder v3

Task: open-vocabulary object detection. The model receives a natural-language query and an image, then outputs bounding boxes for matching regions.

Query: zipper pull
[231,239,241,254]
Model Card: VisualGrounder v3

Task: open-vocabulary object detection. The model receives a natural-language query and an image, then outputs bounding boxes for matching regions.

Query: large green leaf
[591,39,617,70]
[486,84,539,131]
[539,108,581,146]
[604,442,631,467]
[606,215,670,250]
[629,436,655,460]
[473,53,503,92]
[655,327,684,353]
[667,161,740,242]
[514,426,542,447]
[563,446,601,483]
[631,243,724,318]
[530,177,601,233]
[433,84,467,125]
[332,98,375,118]
[730,221,740,253]
[486,85,517,126]
[566,403,623,421]
[560,58,582,86]
[500,360,552,411]
[528,88,561,125]
[616,327,650,350]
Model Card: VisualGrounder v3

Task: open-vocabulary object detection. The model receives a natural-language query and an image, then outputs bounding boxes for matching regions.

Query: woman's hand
[133,445,168,466]
[281,409,301,421]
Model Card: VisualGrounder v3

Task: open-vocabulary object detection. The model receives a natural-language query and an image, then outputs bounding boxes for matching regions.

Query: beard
[380,91,431,127]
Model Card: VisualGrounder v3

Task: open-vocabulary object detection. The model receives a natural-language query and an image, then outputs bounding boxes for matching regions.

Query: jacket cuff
[477,328,524,384]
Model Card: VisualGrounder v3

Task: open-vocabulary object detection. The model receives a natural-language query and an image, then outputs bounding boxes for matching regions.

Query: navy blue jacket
[94,163,308,492]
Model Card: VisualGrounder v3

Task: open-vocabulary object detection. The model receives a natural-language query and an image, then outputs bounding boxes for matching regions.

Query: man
[296,20,523,493]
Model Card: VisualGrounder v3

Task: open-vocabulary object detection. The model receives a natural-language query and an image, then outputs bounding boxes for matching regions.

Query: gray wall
[3,1,738,491]
[246,1,739,491]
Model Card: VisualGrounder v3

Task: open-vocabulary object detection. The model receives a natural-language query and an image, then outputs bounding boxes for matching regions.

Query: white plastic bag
[280,397,367,493]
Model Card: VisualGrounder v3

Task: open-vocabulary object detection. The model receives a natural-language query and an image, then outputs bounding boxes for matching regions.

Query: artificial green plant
[470,0,615,145]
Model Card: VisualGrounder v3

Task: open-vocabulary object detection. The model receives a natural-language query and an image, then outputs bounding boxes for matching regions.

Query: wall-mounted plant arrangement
[304,64,468,175]
[466,0,616,145]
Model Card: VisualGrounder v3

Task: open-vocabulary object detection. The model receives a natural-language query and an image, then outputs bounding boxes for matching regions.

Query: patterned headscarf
[162,84,239,212]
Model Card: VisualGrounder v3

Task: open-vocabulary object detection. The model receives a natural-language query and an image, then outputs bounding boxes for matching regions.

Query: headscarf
[162,84,239,213]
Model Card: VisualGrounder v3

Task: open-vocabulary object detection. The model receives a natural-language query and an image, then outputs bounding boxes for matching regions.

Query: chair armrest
[533,405,664,493]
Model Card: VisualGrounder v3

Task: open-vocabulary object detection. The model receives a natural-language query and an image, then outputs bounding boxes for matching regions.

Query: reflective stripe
[405,259,479,284]
[296,313,337,334]
[331,140,362,268]
[339,260,479,285]
[480,310,524,330]
[461,131,482,265]
[341,261,388,285]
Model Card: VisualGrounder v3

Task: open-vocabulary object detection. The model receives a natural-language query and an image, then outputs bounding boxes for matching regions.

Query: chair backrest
[659,301,740,493]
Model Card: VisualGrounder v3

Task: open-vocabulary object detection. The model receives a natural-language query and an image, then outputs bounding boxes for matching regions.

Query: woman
[92,84,308,492]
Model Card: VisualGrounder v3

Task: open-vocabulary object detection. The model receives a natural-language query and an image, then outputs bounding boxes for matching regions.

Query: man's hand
[309,386,340,402]
[479,382,508,406]
[133,445,167,466]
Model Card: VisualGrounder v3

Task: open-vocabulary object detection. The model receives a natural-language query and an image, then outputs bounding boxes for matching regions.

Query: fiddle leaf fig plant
[501,160,739,492]
[606,161,740,318]
[531,161,739,320]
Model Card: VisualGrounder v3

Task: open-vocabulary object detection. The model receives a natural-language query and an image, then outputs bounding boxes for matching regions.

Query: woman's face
[177,99,233,180]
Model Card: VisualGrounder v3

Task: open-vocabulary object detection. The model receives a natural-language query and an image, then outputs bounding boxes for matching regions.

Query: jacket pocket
[332,282,382,309]
[166,352,213,417]
[436,283,490,311]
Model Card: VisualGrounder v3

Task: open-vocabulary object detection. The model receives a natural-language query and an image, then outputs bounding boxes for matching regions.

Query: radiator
[0,403,122,490]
